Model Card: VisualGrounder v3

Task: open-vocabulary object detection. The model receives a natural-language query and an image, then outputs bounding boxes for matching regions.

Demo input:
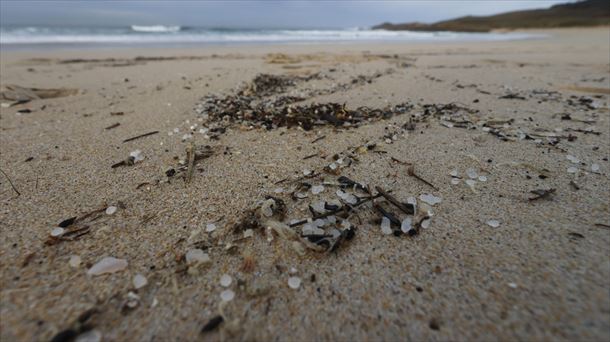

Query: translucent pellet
[220,289,235,302]
[105,206,117,215]
[288,276,301,289]
[380,217,392,235]
[220,274,232,287]
[486,220,501,228]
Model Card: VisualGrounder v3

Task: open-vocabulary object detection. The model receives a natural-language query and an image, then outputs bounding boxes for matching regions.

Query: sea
[0,25,542,50]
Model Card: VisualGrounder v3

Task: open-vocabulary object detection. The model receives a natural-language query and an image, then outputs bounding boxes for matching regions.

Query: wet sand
[1,28,609,341]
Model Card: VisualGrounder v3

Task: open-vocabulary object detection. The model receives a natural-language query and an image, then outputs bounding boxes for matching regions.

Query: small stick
[274,177,289,185]
[105,123,120,130]
[374,186,414,215]
[0,168,20,196]
[391,157,410,165]
[311,135,326,143]
[407,166,439,191]
[111,160,126,168]
[594,223,610,229]
[303,153,318,160]
[374,204,401,226]
[122,130,159,143]
[185,142,195,184]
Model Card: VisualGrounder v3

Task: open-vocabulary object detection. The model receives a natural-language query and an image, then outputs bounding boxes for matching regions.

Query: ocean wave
[131,25,181,33]
[0,27,544,45]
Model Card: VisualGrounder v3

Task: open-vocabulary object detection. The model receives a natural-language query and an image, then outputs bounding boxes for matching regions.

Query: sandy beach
[1,28,609,341]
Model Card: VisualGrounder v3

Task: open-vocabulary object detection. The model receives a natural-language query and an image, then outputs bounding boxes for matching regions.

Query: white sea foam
[131,25,181,33]
[0,26,545,46]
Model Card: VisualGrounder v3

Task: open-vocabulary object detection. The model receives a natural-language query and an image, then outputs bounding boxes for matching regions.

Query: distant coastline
[373,0,609,32]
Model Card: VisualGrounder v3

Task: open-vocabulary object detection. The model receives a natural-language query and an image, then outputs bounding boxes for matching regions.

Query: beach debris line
[239,73,323,97]
[198,95,414,131]
[227,176,437,258]
[192,71,413,131]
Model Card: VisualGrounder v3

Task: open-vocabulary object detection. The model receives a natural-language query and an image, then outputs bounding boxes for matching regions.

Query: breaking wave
[0,26,544,46]
[130,25,181,33]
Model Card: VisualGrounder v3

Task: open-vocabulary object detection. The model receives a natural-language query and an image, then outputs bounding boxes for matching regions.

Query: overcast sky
[0,1,570,29]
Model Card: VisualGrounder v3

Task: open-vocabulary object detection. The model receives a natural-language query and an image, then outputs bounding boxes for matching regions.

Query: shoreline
[0,29,551,52]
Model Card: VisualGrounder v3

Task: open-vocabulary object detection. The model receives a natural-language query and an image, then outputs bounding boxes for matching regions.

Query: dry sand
[1,28,609,341]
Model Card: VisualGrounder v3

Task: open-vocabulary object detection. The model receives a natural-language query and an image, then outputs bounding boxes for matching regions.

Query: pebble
[420,218,431,229]
[220,274,232,287]
[419,194,442,205]
[486,220,501,228]
[87,257,128,276]
[288,276,302,289]
[451,178,460,185]
[567,166,578,174]
[220,289,235,302]
[478,175,487,182]
[591,163,600,172]
[449,170,458,177]
[105,206,117,215]
[133,274,148,289]
[205,223,217,232]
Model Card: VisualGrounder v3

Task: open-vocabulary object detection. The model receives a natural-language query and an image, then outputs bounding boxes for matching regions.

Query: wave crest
[130,25,181,33]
